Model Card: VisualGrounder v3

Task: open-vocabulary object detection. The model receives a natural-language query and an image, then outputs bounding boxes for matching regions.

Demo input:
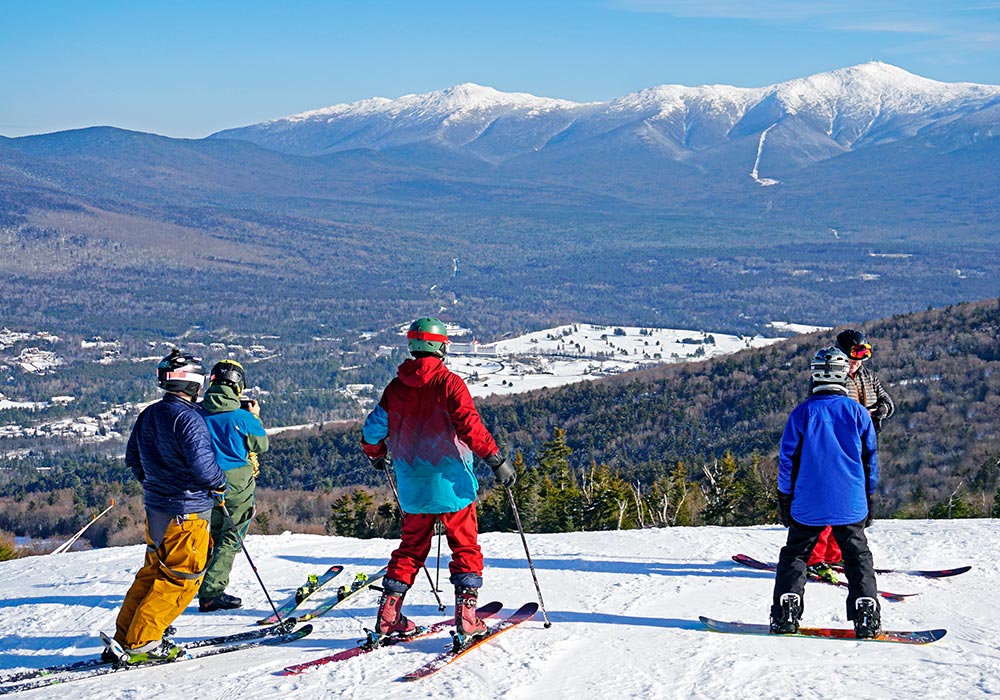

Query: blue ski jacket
[198,384,269,471]
[778,392,879,526]
[126,393,227,515]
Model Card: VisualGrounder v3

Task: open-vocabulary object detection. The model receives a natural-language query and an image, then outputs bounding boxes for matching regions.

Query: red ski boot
[374,590,416,638]
[453,587,488,648]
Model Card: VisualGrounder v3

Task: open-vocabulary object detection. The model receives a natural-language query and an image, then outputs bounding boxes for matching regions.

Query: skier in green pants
[197,360,269,612]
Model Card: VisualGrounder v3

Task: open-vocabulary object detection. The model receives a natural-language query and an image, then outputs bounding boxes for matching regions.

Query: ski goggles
[848,343,872,360]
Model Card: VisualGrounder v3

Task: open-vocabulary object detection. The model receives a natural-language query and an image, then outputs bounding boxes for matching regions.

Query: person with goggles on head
[805,329,895,584]
[835,329,894,433]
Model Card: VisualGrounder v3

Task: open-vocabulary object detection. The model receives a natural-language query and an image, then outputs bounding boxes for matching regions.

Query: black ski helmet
[209,359,246,394]
[836,329,872,361]
[156,349,207,397]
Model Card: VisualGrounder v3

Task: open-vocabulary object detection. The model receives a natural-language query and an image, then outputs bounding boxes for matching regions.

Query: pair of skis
[0,564,385,694]
[0,621,313,695]
[279,601,539,681]
[731,554,919,601]
[257,565,386,625]
[733,553,971,580]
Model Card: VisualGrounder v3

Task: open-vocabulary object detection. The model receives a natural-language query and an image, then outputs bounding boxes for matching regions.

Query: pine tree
[701,452,744,526]
[535,428,582,532]
[665,460,697,526]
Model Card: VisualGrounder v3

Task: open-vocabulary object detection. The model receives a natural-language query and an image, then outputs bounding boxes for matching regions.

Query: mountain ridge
[209,62,1000,170]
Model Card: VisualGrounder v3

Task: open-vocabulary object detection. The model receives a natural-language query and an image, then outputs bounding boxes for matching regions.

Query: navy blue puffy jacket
[125,393,227,515]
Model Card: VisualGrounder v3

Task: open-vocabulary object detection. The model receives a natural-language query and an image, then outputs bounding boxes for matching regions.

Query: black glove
[485,453,516,487]
[369,456,388,471]
[865,492,875,527]
[777,492,793,527]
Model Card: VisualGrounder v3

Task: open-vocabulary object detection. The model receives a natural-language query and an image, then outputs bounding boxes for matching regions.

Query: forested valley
[2,297,999,558]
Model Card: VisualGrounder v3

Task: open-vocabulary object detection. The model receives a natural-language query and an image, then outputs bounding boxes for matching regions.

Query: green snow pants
[198,465,255,600]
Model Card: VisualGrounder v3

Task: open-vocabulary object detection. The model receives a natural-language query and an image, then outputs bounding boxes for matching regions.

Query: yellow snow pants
[114,510,212,649]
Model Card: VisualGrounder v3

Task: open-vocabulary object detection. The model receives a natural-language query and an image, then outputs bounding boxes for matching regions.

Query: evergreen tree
[535,428,582,532]
[701,452,744,526]
[735,453,774,525]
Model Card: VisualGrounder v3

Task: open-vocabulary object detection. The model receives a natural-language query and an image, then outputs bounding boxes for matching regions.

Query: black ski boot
[853,597,882,639]
[199,592,243,612]
[769,592,801,634]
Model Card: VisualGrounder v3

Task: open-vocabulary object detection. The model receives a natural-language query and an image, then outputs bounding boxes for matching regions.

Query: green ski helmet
[407,317,449,358]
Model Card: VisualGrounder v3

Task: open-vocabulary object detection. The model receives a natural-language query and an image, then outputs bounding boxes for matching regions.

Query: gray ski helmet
[810,346,850,392]
[407,317,449,357]
[157,349,207,397]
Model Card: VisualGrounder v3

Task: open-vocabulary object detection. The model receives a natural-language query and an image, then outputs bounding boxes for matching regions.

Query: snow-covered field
[447,322,821,398]
[1,520,998,699]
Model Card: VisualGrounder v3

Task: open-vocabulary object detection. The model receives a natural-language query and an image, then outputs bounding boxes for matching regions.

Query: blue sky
[2,0,999,138]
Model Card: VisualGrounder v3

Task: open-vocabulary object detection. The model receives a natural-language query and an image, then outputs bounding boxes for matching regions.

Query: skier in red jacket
[361,317,515,646]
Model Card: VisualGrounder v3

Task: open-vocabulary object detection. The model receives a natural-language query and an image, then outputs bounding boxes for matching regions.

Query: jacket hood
[201,383,242,413]
[397,356,446,388]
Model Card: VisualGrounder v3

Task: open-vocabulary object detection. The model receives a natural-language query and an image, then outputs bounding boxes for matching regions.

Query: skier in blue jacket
[770,346,881,639]
[197,359,269,612]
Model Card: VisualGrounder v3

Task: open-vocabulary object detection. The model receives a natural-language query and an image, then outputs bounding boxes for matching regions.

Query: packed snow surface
[1,520,998,698]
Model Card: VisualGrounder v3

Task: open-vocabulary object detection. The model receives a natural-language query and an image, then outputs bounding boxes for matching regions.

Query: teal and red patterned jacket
[362,356,499,514]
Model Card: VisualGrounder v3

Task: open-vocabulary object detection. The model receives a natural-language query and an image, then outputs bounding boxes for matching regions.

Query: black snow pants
[771,519,877,622]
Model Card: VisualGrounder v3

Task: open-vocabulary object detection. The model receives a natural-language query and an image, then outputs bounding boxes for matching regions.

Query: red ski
[832,562,971,578]
[732,554,918,601]
[399,602,538,682]
[278,601,503,676]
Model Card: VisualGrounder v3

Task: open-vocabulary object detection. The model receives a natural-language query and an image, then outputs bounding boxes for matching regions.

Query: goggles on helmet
[406,329,449,344]
[849,343,872,360]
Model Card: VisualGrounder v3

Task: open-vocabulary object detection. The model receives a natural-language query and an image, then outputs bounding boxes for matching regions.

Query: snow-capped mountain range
[211,63,1000,181]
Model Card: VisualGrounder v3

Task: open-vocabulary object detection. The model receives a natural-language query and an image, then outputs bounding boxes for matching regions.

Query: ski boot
[198,592,242,612]
[100,625,178,664]
[853,597,882,639]
[451,586,489,651]
[101,632,185,667]
[769,592,801,634]
[362,579,416,648]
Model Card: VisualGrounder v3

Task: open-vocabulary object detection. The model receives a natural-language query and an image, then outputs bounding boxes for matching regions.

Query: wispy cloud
[614,0,1000,37]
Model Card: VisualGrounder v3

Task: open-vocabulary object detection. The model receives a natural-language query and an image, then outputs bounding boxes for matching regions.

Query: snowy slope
[2,520,998,699]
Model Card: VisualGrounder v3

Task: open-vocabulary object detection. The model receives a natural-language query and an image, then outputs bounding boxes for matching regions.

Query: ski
[831,562,972,578]
[256,564,345,625]
[732,554,917,601]
[399,602,538,682]
[700,616,946,645]
[0,618,300,684]
[295,567,387,622]
[279,601,504,675]
[0,624,313,695]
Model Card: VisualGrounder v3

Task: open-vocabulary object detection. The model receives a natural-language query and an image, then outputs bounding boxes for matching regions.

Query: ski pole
[219,502,285,625]
[382,462,447,612]
[434,521,443,594]
[505,485,552,627]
